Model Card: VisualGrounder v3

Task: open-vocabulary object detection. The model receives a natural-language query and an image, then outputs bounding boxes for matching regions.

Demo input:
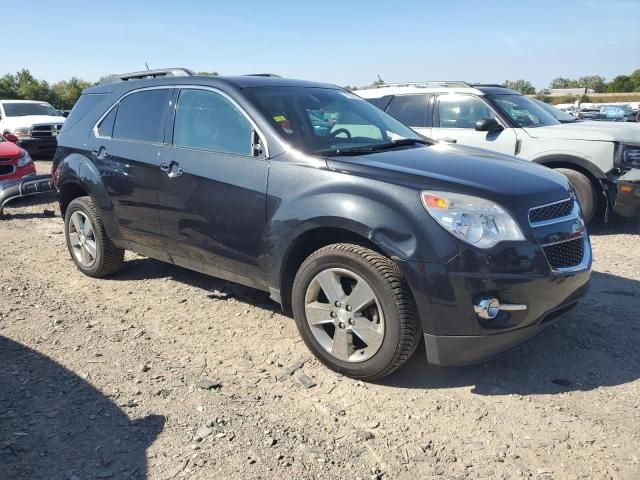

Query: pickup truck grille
[0,164,16,176]
[31,124,63,138]
[529,197,574,224]
[543,237,585,270]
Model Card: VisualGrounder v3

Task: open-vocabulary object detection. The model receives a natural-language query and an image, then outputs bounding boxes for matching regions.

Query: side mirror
[475,118,503,132]
[4,133,18,143]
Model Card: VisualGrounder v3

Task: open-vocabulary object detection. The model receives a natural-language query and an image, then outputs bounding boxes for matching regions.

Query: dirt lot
[1,161,639,480]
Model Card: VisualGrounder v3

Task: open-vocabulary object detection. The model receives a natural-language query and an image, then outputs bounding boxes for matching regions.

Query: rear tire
[64,196,124,278]
[292,243,420,381]
[555,168,597,223]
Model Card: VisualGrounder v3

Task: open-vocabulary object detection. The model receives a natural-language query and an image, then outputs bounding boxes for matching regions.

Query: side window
[365,95,393,111]
[173,89,252,156]
[97,106,117,138]
[112,89,172,142]
[62,93,107,132]
[385,95,428,127]
[436,95,495,129]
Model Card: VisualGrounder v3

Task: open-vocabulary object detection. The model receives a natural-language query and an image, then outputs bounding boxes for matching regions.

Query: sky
[6,0,640,89]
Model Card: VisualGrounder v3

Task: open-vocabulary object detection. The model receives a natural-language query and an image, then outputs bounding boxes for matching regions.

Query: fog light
[474,297,527,320]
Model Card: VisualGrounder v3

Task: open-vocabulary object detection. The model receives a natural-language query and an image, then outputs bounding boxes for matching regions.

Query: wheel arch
[277,225,394,315]
[533,154,606,183]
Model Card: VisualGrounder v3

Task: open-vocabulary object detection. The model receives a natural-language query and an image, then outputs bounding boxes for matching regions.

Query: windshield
[531,98,576,123]
[2,102,60,117]
[489,94,560,128]
[245,87,424,155]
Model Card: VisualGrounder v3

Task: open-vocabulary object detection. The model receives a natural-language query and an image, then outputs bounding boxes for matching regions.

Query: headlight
[421,191,525,249]
[13,127,31,138]
[17,150,32,168]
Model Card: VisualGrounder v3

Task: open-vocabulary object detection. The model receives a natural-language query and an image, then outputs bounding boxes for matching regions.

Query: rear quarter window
[61,94,107,132]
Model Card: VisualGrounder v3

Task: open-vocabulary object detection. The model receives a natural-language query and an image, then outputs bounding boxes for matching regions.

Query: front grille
[624,147,640,167]
[543,237,585,269]
[0,164,15,176]
[529,197,574,224]
[31,124,63,138]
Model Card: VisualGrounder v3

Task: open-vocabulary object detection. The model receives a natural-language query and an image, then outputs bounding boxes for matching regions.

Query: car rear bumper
[17,138,58,157]
[396,238,591,366]
[612,169,640,218]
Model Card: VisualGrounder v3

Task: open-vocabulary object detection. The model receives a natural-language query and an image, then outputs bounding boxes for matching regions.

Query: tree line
[503,69,640,95]
[0,69,219,110]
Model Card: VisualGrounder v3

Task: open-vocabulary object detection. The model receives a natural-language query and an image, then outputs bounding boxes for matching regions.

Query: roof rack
[107,68,196,83]
[373,81,473,89]
[470,83,506,88]
[243,73,282,78]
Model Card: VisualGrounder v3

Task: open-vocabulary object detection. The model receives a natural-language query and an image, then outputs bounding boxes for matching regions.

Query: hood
[326,143,570,208]
[2,115,66,129]
[523,122,640,143]
[0,140,22,157]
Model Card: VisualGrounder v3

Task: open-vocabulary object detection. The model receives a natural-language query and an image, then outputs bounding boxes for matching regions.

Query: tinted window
[489,94,559,128]
[365,95,393,111]
[62,93,106,132]
[173,89,252,156]
[386,95,428,127]
[436,95,496,129]
[97,106,118,137]
[113,89,172,142]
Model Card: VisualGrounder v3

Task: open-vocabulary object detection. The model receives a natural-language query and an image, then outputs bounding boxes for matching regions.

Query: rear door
[89,88,173,258]
[156,87,269,288]
[430,94,518,155]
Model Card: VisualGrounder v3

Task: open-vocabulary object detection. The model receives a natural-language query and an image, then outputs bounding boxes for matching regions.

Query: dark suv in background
[52,69,591,380]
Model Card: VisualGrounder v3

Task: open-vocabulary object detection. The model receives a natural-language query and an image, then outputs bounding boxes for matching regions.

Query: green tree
[51,78,93,110]
[197,71,219,76]
[607,75,635,93]
[503,79,535,95]
[0,73,18,99]
[549,77,576,89]
[577,75,606,93]
[629,69,640,91]
[15,69,52,103]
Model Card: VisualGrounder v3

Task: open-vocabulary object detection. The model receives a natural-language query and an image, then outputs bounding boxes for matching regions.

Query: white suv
[355,82,640,221]
[0,100,65,158]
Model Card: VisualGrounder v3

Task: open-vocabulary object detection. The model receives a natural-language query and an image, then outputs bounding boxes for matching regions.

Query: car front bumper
[16,137,58,157]
[612,169,640,218]
[397,236,591,366]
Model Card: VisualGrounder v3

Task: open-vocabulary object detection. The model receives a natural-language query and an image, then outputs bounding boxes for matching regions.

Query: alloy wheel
[304,268,385,362]
[68,211,97,268]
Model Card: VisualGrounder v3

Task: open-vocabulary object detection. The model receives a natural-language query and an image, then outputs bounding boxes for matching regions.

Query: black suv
[52,69,591,380]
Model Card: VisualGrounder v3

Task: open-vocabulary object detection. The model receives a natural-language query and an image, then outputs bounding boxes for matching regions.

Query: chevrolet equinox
[52,69,591,380]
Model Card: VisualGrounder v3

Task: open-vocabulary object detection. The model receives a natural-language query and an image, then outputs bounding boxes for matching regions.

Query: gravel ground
[0,161,639,480]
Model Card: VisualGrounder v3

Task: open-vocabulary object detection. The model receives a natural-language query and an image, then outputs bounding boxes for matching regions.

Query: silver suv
[356,82,640,222]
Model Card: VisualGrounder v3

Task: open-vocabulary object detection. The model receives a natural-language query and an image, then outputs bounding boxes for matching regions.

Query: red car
[0,135,36,182]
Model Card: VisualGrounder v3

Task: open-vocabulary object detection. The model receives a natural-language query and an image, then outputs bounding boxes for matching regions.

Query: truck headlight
[17,150,32,168]
[421,191,525,249]
[13,127,31,138]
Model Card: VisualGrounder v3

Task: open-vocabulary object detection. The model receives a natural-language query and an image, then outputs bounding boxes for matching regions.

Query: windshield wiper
[318,138,430,156]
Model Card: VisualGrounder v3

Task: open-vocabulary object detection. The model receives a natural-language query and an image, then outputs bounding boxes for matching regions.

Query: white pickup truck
[356,82,640,222]
[0,100,65,158]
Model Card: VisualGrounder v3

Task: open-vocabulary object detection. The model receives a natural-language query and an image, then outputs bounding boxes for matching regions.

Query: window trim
[93,85,270,158]
[433,93,507,130]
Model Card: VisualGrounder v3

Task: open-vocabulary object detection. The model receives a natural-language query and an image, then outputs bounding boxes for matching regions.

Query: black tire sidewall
[556,168,596,222]
[292,251,402,379]
[64,198,105,277]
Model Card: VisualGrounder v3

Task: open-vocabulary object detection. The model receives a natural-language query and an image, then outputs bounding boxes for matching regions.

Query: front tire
[292,243,420,381]
[64,196,124,277]
[555,168,597,223]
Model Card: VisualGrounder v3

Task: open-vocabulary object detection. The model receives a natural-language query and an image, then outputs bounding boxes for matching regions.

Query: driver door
[430,94,518,156]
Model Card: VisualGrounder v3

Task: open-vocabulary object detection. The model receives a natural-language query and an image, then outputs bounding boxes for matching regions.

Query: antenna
[145,62,150,71]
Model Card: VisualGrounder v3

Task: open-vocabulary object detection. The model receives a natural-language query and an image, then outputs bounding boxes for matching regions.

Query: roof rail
[470,83,506,88]
[105,68,196,83]
[243,73,282,78]
[373,81,473,89]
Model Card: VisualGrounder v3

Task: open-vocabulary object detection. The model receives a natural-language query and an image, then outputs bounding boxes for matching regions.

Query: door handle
[440,137,457,144]
[160,161,183,178]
